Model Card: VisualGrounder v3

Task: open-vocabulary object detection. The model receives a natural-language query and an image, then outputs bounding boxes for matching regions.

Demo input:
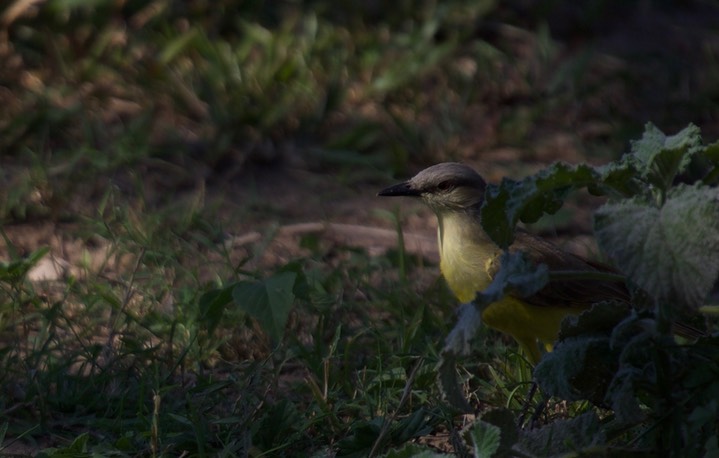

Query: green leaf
[437,350,474,413]
[593,160,644,197]
[462,420,501,458]
[197,284,235,336]
[594,184,719,308]
[537,302,630,404]
[630,123,702,191]
[232,271,297,345]
[534,334,613,402]
[701,140,719,186]
[703,140,719,164]
[442,302,483,357]
[605,365,644,424]
[481,162,624,248]
[159,28,200,65]
[558,301,631,341]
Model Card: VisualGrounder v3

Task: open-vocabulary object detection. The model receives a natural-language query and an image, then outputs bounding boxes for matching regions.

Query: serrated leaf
[481,162,605,248]
[704,140,719,164]
[594,184,719,308]
[437,350,473,413]
[604,366,644,424]
[539,303,632,404]
[558,301,631,341]
[630,123,702,190]
[534,334,613,402]
[232,271,296,345]
[443,302,483,357]
[463,420,501,458]
[594,159,644,197]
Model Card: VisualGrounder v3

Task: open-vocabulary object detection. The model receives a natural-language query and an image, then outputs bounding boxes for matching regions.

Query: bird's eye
[437,181,454,192]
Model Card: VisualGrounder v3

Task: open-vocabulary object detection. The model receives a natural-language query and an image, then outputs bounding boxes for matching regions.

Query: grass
[2,0,719,456]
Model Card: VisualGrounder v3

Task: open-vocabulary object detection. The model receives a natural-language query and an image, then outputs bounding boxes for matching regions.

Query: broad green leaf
[480,162,631,248]
[538,302,631,404]
[534,334,613,402]
[594,184,719,308]
[462,420,501,458]
[630,123,702,191]
[604,366,644,424]
[592,160,644,197]
[232,272,297,345]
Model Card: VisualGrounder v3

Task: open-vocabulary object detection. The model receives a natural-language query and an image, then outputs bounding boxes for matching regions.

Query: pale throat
[435,209,500,303]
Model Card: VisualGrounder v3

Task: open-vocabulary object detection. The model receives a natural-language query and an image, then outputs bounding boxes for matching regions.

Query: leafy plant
[439,123,719,457]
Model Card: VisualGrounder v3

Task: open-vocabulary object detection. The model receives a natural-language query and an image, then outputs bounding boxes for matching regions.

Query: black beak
[377,181,421,197]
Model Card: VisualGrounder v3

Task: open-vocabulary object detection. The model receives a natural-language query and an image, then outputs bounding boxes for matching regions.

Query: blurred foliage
[2,0,718,210]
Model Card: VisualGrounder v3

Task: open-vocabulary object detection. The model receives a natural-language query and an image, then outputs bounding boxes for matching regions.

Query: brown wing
[508,230,630,309]
[497,230,706,338]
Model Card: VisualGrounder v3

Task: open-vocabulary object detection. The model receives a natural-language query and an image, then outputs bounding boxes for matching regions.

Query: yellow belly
[438,223,584,363]
[481,296,584,362]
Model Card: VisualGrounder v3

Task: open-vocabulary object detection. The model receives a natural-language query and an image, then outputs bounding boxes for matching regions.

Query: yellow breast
[437,213,498,303]
[435,212,582,363]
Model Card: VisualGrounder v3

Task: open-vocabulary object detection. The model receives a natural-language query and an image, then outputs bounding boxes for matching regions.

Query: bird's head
[378,162,487,213]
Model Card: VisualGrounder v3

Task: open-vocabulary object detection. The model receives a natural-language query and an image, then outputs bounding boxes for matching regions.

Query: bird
[378,162,630,363]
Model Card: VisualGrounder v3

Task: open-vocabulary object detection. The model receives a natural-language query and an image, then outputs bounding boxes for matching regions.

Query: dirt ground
[1,140,612,292]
